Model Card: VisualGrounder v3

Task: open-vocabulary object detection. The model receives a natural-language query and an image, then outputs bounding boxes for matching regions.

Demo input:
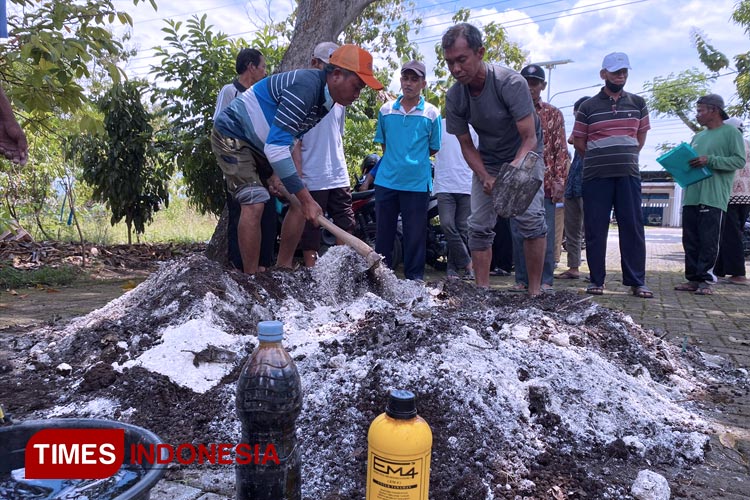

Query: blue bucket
[0,418,167,500]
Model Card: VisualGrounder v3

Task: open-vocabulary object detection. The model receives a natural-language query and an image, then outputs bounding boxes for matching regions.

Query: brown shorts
[210,128,273,197]
[299,187,355,251]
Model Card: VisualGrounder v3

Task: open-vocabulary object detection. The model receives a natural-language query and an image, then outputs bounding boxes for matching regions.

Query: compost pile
[0,247,742,499]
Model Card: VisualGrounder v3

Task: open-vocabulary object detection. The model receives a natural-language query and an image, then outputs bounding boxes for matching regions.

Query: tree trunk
[205,206,230,266]
[206,0,378,266]
[279,0,379,71]
[676,110,701,133]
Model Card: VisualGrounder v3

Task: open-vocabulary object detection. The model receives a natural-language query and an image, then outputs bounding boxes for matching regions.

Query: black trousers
[492,216,513,271]
[715,203,750,277]
[682,204,724,283]
[259,198,277,268]
[226,186,243,270]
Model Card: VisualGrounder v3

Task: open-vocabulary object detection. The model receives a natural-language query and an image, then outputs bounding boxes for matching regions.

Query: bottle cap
[386,389,417,419]
[258,321,284,342]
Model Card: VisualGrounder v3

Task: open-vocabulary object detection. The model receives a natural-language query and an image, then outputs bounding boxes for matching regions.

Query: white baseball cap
[312,42,339,64]
[602,52,631,72]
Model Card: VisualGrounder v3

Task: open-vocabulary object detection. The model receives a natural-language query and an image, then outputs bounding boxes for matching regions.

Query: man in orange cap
[212,44,383,274]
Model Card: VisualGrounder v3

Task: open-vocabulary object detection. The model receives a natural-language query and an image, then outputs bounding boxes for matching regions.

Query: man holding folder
[674,94,745,295]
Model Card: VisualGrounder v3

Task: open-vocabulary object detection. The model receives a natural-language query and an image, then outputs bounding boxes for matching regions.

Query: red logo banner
[24,428,125,479]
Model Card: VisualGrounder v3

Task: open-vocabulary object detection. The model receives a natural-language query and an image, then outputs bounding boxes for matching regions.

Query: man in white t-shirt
[279,42,355,267]
[434,120,477,279]
[213,48,268,271]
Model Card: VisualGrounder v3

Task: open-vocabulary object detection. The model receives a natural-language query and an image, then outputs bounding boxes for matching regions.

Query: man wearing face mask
[572,52,653,298]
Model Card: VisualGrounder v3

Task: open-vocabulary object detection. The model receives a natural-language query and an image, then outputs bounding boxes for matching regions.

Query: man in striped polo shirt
[572,52,653,298]
[211,45,383,274]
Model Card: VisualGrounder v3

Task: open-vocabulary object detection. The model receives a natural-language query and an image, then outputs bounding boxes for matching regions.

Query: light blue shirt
[374,95,441,192]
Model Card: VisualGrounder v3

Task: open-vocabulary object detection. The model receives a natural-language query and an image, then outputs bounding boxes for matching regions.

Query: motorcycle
[321,175,404,267]
[312,154,448,271]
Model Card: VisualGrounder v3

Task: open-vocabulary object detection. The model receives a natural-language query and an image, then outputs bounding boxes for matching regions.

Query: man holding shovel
[281,42,356,269]
[211,45,383,274]
[442,23,546,295]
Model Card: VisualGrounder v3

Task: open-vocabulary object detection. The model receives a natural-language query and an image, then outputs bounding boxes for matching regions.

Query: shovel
[491,150,544,218]
[278,186,381,270]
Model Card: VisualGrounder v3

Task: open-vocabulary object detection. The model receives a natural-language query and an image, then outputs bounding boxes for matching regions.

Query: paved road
[490,226,750,368]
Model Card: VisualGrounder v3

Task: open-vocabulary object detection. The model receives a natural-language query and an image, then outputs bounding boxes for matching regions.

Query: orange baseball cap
[329,45,384,90]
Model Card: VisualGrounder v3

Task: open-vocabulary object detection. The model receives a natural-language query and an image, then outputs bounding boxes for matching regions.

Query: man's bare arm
[637,131,647,152]
[457,132,494,194]
[511,114,538,165]
[0,86,27,165]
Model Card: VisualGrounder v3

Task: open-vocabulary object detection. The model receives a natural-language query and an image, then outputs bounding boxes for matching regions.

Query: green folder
[656,142,712,188]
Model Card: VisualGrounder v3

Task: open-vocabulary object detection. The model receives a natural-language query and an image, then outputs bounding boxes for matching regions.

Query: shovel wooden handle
[280,186,381,269]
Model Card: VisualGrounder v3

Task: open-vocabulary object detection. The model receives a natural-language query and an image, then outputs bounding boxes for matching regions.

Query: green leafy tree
[69,81,169,244]
[643,69,714,134]
[729,1,750,113]
[1,0,152,126]
[150,16,235,216]
[426,9,526,111]
[0,0,155,240]
[691,0,750,115]
[279,0,380,70]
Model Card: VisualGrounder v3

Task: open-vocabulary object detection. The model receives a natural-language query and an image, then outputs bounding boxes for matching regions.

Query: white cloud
[113,0,747,168]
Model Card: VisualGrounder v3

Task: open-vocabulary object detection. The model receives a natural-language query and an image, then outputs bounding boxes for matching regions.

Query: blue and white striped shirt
[214,69,331,193]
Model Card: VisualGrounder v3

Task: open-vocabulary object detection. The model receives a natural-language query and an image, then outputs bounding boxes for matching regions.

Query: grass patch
[20,197,218,245]
[0,264,80,289]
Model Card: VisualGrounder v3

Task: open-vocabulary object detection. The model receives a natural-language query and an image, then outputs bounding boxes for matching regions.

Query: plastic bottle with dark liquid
[235,320,301,500]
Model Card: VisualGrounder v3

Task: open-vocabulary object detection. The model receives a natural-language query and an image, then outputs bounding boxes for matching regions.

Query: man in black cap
[674,94,745,295]
[511,64,569,293]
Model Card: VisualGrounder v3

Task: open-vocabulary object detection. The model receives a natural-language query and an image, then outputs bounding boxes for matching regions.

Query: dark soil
[0,251,748,500]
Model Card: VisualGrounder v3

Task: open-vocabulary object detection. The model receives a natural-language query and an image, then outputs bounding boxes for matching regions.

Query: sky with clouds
[116,0,748,170]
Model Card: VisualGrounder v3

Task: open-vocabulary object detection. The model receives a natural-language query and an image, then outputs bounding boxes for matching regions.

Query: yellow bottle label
[367,450,430,499]
[366,413,432,500]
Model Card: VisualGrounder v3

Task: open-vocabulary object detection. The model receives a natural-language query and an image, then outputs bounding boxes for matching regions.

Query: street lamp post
[532,59,573,102]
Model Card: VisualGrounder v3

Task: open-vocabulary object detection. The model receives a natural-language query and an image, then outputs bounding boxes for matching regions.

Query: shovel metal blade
[491,151,543,218]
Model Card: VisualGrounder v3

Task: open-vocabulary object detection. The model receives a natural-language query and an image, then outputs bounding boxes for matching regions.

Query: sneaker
[446,269,461,280]
[462,269,475,281]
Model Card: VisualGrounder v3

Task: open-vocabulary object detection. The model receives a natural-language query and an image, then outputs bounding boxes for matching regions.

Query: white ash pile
[1,246,741,499]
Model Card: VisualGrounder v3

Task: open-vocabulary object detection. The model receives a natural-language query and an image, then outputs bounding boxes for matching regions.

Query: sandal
[724,276,749,286]
[674,282,699,292]
[695,284,714,295]
[631,286,654,299]
[555,270,580,280]
[586,284,604,295]
[509,283,528,292]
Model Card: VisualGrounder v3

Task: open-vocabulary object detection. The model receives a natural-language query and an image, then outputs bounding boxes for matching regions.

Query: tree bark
[205,206,230,266]
[279,0,379,71]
